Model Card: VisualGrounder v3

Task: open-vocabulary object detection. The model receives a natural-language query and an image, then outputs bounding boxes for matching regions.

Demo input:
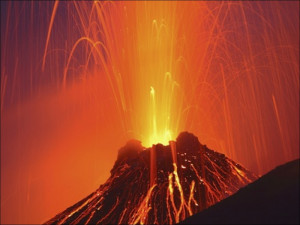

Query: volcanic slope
[45,132,257,224]
[180,158,299,224]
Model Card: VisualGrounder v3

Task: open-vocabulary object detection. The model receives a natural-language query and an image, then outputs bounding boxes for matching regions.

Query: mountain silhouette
[180,158,299,224]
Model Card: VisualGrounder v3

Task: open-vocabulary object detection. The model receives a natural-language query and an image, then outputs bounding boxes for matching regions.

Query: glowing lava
[148,86,173,147]
[45,132,257,225]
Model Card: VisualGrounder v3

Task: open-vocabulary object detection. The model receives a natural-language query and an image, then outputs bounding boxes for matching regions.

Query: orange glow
[1,1,299,224]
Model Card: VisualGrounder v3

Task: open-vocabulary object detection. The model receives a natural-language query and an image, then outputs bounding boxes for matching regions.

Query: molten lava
[45,132,257,224]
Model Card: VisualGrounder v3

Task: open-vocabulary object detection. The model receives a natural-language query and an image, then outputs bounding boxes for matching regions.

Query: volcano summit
[45,132,257,224]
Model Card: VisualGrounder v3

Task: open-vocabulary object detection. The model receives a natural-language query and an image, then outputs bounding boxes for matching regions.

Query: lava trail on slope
[45,132,257,224]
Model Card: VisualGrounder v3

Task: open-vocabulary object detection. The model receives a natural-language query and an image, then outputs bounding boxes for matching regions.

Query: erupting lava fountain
[1,1,298,224]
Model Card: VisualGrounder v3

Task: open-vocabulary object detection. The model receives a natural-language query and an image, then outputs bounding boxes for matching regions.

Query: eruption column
[150,86,158,144]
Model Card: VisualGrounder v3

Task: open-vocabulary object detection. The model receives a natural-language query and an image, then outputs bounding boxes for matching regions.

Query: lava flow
[45,132,257,225]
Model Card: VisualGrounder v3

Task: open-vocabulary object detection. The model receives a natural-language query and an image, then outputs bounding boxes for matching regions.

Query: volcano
[45,132,257,224]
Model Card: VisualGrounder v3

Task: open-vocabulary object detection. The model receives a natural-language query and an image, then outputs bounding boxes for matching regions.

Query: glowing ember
[45,132,257,224]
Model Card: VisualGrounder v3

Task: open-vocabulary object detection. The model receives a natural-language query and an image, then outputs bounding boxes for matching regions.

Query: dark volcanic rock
[176,131,201,153]
[180,159,300,224]
[45,132,257,225]
[111,139,144,173]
